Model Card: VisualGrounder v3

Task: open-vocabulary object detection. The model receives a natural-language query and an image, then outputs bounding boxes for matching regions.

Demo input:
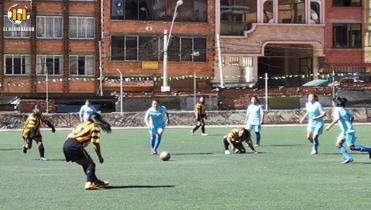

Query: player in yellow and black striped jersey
[191,97,208,136]
[223,128,258,155]
[63,113,112,190]
[22,105,55,160]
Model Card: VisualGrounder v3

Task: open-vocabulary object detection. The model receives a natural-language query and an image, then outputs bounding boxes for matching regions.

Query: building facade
[215,0,326,87]
[0,0,101,97]
[324,0,371,74]
[101,0,215,93]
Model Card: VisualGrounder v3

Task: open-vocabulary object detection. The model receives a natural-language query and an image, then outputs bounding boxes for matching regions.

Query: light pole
[162,0,183,92]
[192,51,200,105]
[45,70,49,114]
[116,69,123,114]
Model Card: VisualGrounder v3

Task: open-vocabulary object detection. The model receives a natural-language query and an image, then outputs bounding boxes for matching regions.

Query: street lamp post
[162,0,183,92]
[45,71,49,114]
[192,51,200,105]
[116,69,123,114]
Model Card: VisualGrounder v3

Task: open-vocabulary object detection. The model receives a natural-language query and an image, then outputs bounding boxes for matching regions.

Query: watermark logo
[3,4,35,33]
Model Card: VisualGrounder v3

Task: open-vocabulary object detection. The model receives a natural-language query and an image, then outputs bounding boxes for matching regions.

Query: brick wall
[102,0,216,88]
[324,0,364,65]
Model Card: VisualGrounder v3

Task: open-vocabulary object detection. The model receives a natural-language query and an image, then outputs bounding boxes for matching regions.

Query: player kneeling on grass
[63,113,111,190]
[223,128,258,154]
[22,104,56,161]
[325,97,371,164]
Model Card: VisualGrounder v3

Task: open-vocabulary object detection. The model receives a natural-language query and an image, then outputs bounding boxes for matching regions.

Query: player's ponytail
[333,97,347,107]
[91,113,112,133]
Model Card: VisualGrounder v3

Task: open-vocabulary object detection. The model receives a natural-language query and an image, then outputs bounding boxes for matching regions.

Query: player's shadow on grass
[0,148,21,151]
[352,162,371,164]
[33,158,66,161]
[263,144,302,147]
[104,185,175,190]
[172,152,214,156]
[321,153,367,156]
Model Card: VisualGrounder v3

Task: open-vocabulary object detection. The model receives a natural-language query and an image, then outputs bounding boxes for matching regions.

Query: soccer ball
[159,151,171,161]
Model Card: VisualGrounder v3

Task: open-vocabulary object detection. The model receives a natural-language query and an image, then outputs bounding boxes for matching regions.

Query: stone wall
[1,109,371,129]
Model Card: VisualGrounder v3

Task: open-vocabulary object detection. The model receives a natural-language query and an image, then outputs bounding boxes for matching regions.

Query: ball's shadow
[104,185,175,190]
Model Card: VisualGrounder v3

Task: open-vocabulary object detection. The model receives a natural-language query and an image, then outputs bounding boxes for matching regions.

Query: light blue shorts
[337,132,356,146]
[245,124,261,133]
[149,126,165,136]
[307,123,324,136]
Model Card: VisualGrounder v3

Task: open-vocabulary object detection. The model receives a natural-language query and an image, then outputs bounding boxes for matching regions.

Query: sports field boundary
[2,123,371,132]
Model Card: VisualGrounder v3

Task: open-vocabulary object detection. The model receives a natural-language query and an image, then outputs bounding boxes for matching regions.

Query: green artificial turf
[1,126,371,210]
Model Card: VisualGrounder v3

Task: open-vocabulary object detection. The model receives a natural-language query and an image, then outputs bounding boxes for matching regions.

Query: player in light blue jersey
[144,99,169,155]
[326,97,371,164]
[245,96,264,146]
[300,94,326,155]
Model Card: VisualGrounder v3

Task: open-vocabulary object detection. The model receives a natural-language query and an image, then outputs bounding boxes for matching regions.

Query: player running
[245,96,264,146]
[300,94,326,155]
[22,104,56,160]
[325,97,371,164]
[223,128,258,154]
[191,97,208,136]
[63,113,111,190]
[144,99,170,155]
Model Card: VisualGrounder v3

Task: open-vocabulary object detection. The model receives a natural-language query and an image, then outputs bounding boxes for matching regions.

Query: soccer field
[1,126,371,210]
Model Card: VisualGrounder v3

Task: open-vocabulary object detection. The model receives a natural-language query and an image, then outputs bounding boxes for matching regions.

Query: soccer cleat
[151,149,158,155]
[224,150,230,155]
[310,149,318,155]
[96,180,110,188]
[254,144,260,147]
[201,133,208,136]
[85,182,99,190]
[22,145,27,154]
[341,158,353,164]
[39,157,47,161]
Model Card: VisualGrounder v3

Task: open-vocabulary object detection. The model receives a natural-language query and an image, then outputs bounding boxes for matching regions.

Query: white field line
[1,123,371,132]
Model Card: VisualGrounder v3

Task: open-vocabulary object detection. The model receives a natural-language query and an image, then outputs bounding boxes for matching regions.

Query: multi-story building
[0,0,101,97]
[324,0,371,74]
[215,0,325,87]
[102,0,215,93]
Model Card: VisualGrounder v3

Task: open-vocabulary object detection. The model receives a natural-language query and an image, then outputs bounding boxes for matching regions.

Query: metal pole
[98,41,103,96]
[216,34,224,88]
[265,73,268,111]
[116,69,123,114]
[194,72,197,105]
[332,68,335,98]
[46,72,49,113]
[162,0,183,92]
[162,30,169,92]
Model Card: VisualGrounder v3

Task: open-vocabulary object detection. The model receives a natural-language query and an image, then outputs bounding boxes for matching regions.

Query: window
[229,56,239,66]
[4,55,31,75]
[333,0,361,7]
[111,0,207,22]
[3,16,31,38]
[111,36,138,61]
[278,0,305,24]
[69,55,95,75]
[69,17,95,39]
[220,0,257,36]
[111,35,207,62]
[36,55,62,75]
[242,56,253,67]
[37,16,63,38]
[139,37,160,61]
[333,23,361,48]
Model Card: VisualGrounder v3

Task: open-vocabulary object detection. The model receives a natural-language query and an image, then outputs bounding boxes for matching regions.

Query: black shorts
[63,139,85,162]
[196,114,206,122]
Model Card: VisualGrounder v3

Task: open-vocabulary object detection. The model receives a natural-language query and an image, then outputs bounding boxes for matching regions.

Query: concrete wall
[1,108,371,129]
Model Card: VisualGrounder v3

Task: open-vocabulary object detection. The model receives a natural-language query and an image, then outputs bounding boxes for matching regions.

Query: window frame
[69,16,95,39]
[333,23,362,49]
[3,15,31,38]
[4,54,31,75]
[69,55,95,76]
[332,0,361,7]
[36,55,63,75]
[36,16,63,39]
